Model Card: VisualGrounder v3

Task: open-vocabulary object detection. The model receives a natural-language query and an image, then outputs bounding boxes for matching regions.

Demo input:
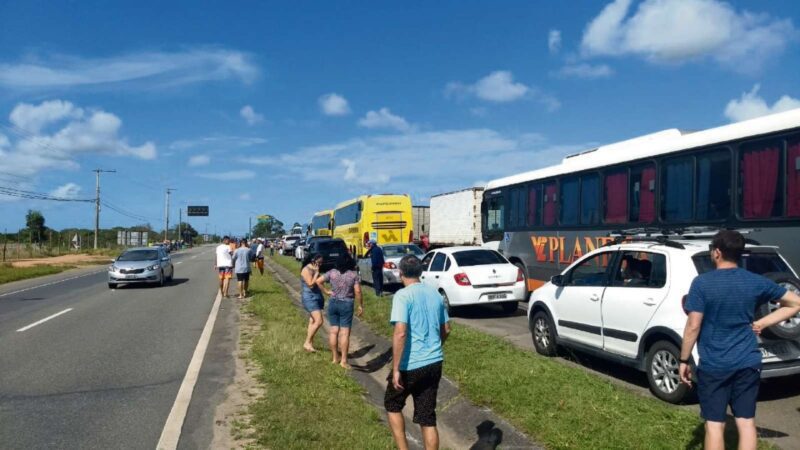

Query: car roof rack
[606,226,762,248]
[604,234,685,249]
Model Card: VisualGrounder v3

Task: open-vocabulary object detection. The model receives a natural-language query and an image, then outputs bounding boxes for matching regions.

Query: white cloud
[239,105,263,125]
[580,0,796,72]
[168,135,267,151]
[724,84,800,122]
[196,170,256,181]
[0,133,9,149]
[10,99,83,133]
[556,63,614,79]
[239,193,251,201]
[445,71,560,110]
[318,93,351,116]
[188,154,210,166]
[50,182,82,199]
[357,108,413,132]
[0,48,258,90]
[548,30,562,54]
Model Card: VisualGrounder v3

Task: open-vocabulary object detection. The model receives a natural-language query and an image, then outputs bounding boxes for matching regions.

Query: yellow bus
[333,194,414,257]
[310,209,333,236]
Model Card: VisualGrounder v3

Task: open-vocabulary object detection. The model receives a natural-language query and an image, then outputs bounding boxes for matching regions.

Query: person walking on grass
[316,255,363,369]
[269,239,275,257]
[365,240,385,296]
[301,253,325,352]
[254,238,265,276]
[214,236,234,298]
[679,230,800,450]
[232,239,252,299]
[385,255,450,450]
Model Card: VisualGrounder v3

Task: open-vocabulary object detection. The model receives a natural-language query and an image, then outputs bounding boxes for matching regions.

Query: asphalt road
[0,246,234,450]
[450,302,800,450]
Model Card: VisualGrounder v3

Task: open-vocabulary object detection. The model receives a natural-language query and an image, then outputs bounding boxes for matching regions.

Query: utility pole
[93,169,116,249]
[164,188,176,242]
[248,216,252,239]
[178,208,182,243]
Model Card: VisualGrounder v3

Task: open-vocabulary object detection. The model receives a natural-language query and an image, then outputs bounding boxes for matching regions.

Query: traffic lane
[0,251,219,450]
[450,303,800,449]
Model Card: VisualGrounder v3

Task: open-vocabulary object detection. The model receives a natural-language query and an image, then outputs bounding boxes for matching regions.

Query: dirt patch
[10,254,111,268]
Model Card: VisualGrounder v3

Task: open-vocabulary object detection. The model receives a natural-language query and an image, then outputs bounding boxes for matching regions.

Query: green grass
[244,265,394,449]
[0,263,74,285]
[269,255,772,450]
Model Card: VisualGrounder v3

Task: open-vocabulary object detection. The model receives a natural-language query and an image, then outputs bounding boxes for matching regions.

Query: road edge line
[16,307,74,332]
[156,291,223,450]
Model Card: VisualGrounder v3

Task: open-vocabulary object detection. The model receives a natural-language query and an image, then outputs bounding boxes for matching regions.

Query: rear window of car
[692,251,791,275]
[384,245,424,258]
[452,250,507,266]
[318,241,347,253]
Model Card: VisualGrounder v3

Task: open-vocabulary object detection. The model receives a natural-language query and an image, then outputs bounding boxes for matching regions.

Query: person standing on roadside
[679,230,800,450]
[301,253,325,353]
[214,236,234,298]
[316,255,363,369]
[232,239,252,299]
[269,239,275,256]
[385,255,450,450]
[254,238,265,275]
[365,240,385,296]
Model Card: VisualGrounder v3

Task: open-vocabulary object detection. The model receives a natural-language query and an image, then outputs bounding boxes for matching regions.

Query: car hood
[114,260,159,270]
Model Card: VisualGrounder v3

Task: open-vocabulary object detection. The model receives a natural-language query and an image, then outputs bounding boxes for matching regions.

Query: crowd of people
[214,236,267,299]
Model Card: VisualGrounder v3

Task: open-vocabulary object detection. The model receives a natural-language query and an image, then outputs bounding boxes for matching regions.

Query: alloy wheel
[534,317,550,349]
[650,350,680,394]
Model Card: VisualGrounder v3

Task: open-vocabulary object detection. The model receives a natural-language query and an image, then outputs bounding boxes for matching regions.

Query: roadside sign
[187,206,209,216]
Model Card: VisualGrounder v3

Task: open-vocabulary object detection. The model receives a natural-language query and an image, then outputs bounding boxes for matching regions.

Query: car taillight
[681,295,688,315]
[517,268,525,282]
[454,273,471,286]
[384,262,397,269]
[363,232,370,245]
[409,230,414,242]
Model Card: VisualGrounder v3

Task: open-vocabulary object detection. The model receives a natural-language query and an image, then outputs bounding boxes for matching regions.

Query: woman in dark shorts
[316,255,363,368]
[301,253,325,352]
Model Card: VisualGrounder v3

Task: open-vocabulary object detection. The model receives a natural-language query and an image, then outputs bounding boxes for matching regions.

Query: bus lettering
[531,236,548,262]
[530,235,619,265]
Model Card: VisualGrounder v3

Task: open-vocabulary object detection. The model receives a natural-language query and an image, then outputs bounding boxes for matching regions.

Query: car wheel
[500,301,519,315]
[530,311,557,356]
[108,283,117,289]
[646,340,691,404]
[757,272,800,340]
[167,268,174,282]
[158,270,165,287]
[441,290,455,316]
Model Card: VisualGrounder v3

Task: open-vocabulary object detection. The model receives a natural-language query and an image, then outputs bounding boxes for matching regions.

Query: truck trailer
[428,187,483,247]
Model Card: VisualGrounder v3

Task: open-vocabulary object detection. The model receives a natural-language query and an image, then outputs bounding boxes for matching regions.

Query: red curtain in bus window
[787,141,800,217]
[604,172,627,223]
[543,183,557,226]
[527,185,538,225]
[742,147,779,218]
[640,167,656,222]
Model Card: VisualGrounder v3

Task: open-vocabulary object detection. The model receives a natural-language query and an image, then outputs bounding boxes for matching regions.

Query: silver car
[358,244,425,286]
[108,247,174,289]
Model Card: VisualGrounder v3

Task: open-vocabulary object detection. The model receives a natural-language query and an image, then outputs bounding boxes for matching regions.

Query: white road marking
[0,270,106,299]
[156,291,222,450]
[175,261,183,265]
[16,308,73,332]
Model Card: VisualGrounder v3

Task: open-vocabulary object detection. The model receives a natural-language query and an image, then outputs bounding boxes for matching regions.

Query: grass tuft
[0,263,74,285]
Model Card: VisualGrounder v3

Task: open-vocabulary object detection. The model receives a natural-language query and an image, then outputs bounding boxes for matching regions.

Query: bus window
[527,184,540,226]
[486,195,505,231]
[560,177,579,225]
[662,156,694,222]
[543,182,557,226]
[581,174,600,225]
[787,136,800,217]
[508,186,527,229]
[604,169,627,224]
[740,140,783,219]
[696,149,731,221]
[630,164,655,223]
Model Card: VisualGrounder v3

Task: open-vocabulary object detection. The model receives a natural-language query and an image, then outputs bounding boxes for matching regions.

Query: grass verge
[0,263,74,285]
[243,264,394,449]
[270,255,770,450]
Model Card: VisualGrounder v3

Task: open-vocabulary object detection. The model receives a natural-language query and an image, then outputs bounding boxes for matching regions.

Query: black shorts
[236,272,251,282]
[384,361,442,427]
[697,366,761,422]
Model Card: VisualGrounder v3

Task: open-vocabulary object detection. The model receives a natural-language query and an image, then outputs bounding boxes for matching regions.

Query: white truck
[412,206,429,242]
[428,187,484,248]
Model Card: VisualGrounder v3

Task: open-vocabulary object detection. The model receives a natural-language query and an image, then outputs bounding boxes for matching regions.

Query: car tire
[530,311,557,356]
[441,290,455,316]
[645,340,691,404]
[500,301,519,315]
[108,283,117,289]
[757,272,800,340]
[158,270,165,287]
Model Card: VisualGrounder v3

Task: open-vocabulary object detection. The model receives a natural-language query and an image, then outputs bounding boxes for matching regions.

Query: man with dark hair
[232,239,252,299]
[385,255,451,450]
[679,230,800,450]
[365,240,385,296]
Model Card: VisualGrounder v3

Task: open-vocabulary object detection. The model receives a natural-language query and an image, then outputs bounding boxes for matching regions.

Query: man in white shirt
[215,236,234,297]
[255,238,265,275]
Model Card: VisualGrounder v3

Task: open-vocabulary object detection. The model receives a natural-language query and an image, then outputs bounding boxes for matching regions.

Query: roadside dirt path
[9,254,110,267]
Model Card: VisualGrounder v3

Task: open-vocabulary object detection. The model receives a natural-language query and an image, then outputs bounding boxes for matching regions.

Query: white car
[358,244,425,286]
[420,247,526,314]
[527,236,800,403]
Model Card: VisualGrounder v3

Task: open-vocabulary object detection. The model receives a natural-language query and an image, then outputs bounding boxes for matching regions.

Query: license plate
[125,274,136,279]
[329,253,339,257]
[487,293,507,300]
[760,342,790,358]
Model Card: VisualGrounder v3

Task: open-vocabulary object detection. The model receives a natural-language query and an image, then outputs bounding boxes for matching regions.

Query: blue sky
[0,0,799,236]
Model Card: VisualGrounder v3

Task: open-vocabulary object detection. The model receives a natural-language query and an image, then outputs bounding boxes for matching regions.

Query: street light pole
[93,169,116,249]
[164,188,176,242]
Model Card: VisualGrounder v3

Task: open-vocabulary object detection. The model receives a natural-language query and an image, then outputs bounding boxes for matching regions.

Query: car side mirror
[161,257,170,262]
[110,258,116,263]
[551,275,564,287]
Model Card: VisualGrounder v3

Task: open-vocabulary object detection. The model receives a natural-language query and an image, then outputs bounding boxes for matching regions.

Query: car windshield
[692,251,791,275]
[452,249,507,266]
[383,245,424,258]
[117,250,159,261]
[287,237,300,241]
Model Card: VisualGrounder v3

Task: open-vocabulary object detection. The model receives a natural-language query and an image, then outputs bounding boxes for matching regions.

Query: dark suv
[307,238,349,272]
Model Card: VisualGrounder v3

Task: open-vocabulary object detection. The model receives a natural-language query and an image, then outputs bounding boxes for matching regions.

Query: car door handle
[643,298,657,306]
[421,276,425,279]
[435,275,439,279]
[589,294,600,302]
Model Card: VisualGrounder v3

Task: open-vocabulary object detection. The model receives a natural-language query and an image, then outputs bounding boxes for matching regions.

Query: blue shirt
[685,268,786,371]
[390,283,449,371]
[369,245,385,268]
[233,248,252,274]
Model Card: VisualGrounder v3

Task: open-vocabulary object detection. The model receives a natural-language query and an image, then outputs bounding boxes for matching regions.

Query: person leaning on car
[679,230,800,450]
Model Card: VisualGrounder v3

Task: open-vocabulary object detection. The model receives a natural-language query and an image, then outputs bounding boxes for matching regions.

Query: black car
[307,238,349,272]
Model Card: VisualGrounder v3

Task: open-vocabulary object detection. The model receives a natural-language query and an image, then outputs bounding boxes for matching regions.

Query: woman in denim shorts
[317,255,363,368]
[301,253,325,353]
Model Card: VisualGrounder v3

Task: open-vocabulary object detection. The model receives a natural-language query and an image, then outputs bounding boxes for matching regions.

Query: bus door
[371,211,406,245]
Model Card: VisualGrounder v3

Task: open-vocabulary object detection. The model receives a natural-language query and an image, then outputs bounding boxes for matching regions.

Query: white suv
[527,236,800,403]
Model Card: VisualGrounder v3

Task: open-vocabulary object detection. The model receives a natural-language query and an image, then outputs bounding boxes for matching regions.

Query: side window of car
[566,252,614,287]
[612,251,667,288]
[430,253,446,272]
[444,257,452,272]
[421,252,434,270]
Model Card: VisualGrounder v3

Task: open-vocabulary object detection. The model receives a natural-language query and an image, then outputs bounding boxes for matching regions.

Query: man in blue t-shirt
[679,230,800,450]
[365,240,385,296]
[384,255,450,450]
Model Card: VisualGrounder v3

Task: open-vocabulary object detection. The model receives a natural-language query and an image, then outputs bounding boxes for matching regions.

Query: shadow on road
[352,348,392,374]
[450,303,526,319]
[469,420,503,450]
[115,278,190,289]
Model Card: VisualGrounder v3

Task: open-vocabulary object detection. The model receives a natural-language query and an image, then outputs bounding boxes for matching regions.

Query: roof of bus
[485,107,800,190]
[312,209,333,216]
[333,193,410,210]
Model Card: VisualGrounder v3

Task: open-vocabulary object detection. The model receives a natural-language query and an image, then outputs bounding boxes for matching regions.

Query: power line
[101,201,156,223]
[0,184,93,202]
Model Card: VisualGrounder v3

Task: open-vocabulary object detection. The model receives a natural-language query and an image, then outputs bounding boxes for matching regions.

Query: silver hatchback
[108,247,174,289]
